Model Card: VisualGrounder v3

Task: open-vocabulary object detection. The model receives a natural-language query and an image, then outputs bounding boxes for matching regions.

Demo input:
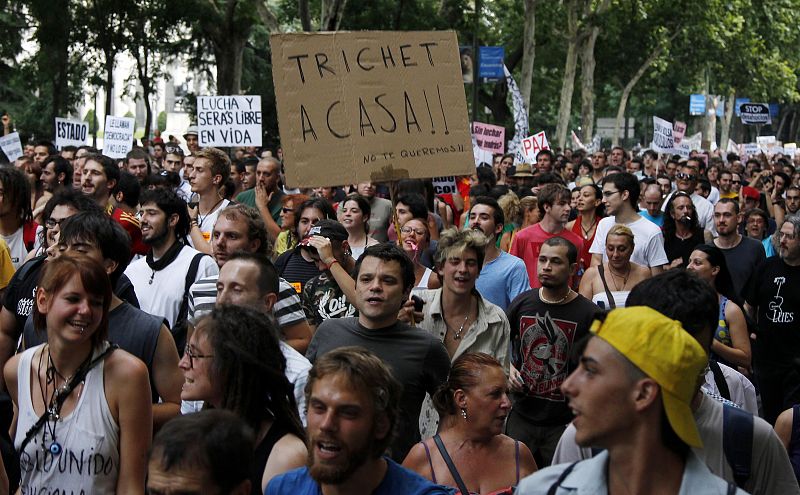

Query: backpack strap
[597,265,616,309]
[172,252,207,354]
[723,403,753,488]
[433,434,471,495]
[710,360,731,401]
[546,461,579,495]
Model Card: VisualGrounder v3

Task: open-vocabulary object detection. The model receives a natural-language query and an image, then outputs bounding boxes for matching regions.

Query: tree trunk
[321,0,348,30]
[579,26,599,143]
[555,0,579,150]
[519,0,536,112]
[104,50,115,117]
[214,36,246,94]
[612,30,679,145]
[298,0,311,30]
[719,92,735,150]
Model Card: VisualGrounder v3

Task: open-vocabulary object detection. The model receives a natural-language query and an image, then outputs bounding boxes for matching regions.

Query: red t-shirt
[510,223,585,288]
[110,207,148,258]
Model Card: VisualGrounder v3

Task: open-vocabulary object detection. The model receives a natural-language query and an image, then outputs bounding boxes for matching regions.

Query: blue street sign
[478,46,505,80]
[689,94,706,116]
[769,103,780,118]
[735,98,750,117]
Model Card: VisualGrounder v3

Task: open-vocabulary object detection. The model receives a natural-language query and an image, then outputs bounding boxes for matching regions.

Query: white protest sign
[726,139,738,154]
[683,132,703,151]
[743,143,759,158]
[739,103,771,125]
[54,118,89,149]
[520,131,549,161]
[473,145,493,167]
[672,142,690,159]
[198,95,262,147]
[102,116,135,158]
[0,132,23,161]
[785,143,797,158]
[432,176,458,195]
[651,116,674,153]
[756,135,776,145]
[672,121,687,144]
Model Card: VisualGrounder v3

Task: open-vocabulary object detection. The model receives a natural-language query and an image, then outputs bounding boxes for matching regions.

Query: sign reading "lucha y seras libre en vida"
[270,31,475,188]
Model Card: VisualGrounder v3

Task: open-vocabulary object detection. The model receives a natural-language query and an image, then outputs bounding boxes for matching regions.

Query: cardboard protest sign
[740,103,771,125]
[54,118,89,149]
[472,122,504,153]
[0,132,23,161]
[672,121,686,144]
[102,116,135,158]
[651,117,673,153]
[432,176,458,194]
[520,131,549,161]
[197,96,262,147]
[270,31,474,187]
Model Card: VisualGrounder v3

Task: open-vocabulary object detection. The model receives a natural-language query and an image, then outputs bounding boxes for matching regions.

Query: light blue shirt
[639,209,665,227]
[517,450,745,494]
[476,251,530,311]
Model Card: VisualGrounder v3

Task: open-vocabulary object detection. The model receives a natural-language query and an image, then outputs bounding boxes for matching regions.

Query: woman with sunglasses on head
[400,217,441,291]
[6,255,152,494]
[273,194,309,258]
[404,353,537,494]
[180,305,306,495]
[339,194,379,261]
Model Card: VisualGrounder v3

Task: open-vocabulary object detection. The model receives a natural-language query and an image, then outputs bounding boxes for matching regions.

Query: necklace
[539,288,573,305]
[607,264,631,291]
[197,197,225,228]
[580,217,596,239]
[443,298,473,340]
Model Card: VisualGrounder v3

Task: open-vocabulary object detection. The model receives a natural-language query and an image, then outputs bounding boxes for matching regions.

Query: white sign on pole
[54,118,89,149]
[0,132,23,161]
[651,116,674,153]
[198,95,262,147]
[520,131,550,161]
[672,142,690,159]
[432,176,458,195]
[102,116,135,158]
[743,143,759,158]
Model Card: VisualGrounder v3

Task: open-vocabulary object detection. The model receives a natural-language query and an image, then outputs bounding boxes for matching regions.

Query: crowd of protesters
[0,122,796,494]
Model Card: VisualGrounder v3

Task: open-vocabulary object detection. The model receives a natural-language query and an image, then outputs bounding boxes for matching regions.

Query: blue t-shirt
[266,457,455,494]
[476,251,531,311]
[638,209,664,227]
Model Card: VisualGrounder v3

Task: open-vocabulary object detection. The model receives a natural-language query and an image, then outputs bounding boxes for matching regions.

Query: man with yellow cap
[517,306,746,494]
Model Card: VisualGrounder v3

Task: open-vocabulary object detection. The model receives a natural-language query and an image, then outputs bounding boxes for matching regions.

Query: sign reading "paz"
[270,31,474,188]
[520,131,549,161]
[197,96,262,147]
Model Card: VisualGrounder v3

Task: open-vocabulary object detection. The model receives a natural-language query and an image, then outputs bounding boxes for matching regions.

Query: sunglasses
[732,180,742,184]
[676,173,696,181]
[281,207,294,214]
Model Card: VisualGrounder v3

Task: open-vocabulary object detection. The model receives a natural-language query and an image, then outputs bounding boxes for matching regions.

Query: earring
[461,408,468,420]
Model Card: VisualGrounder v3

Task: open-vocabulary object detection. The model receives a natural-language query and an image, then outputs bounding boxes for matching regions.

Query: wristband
[326,259,340,270]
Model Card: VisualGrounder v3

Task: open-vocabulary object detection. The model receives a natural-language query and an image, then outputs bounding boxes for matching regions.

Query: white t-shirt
[3,227,27,270]
[188,199,230,248]
[124,244,218,327]
[590,215,668,268]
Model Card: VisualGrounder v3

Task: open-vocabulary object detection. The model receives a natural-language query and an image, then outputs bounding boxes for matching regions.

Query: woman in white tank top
[400,218,441,290]
[5,255,152,494]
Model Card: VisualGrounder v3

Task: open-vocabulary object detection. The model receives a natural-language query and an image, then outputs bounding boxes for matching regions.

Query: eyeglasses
[732,180,742,185]
[401,226,427,236]
[184,345,214,368]
[45,218,66,229]
[676,173,696,181]
[602,190,621,198]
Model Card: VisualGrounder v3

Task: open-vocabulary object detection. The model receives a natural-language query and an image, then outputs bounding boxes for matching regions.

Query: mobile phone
[411,295,424,312]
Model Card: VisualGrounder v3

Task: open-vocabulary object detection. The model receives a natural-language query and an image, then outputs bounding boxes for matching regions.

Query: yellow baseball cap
[591,306,707,448]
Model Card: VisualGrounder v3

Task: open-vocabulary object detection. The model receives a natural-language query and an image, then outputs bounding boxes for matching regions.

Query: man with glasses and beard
[266,347,451,495]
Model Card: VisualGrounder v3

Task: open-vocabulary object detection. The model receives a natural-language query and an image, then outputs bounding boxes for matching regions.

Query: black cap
[299,219,348,245]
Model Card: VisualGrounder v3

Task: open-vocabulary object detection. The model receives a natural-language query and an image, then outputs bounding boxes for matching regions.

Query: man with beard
[266,347,451,494]
[506,237,601,467]
[784,185,800,217]
[81,153,119,209]
[235,157,284,238]
[746,216,800,425]
[39,155,72,197]
[305,243,450,461]
[712,199,765,301]
[718,169,738,200]
[511,184,584,287]
[661,161,715,235]
[124,188,218,351]
[468,196,530,310]
[354,182,393,242]
[663,192,712,267]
